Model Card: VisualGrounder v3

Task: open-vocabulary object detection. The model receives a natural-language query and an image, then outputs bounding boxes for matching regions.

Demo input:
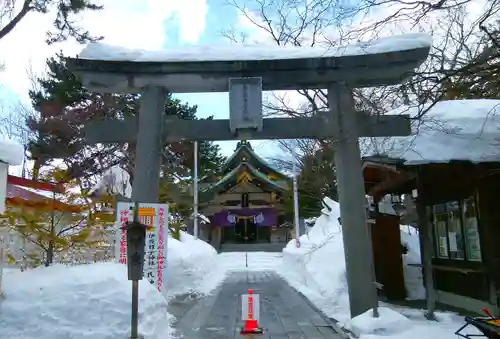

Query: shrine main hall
[199,141,293,247]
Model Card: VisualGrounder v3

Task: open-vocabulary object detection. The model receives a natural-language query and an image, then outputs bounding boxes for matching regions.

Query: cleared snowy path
[171,252,344,339]
[218,251,284,271]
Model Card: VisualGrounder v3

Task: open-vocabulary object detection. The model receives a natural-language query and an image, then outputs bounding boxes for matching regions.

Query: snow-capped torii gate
[67,34,431,318]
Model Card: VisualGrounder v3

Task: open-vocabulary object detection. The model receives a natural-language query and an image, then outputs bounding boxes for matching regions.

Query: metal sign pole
[292,142,300,248]
[131,202,140,339]
[193,141,199,240]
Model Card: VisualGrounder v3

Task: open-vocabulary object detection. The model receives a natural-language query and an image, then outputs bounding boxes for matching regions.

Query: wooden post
[415,166,437,320]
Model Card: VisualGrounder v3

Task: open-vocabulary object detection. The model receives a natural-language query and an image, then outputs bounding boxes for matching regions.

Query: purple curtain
[211,208,276,227]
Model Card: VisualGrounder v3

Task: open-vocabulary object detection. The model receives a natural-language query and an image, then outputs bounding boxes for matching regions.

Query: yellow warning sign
[139,207,156,232]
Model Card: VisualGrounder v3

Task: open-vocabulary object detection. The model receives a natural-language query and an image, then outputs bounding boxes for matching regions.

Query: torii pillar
[67,34,431,317]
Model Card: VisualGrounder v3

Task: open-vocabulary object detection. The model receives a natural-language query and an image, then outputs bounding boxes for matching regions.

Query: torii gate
[67,34,431,318]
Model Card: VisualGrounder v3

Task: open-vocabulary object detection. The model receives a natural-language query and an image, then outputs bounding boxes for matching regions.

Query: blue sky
[166,0,276,158]
[0,0,279,159]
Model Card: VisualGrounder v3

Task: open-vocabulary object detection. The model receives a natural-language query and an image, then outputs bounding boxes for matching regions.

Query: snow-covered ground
[0,231,225,339]
[218,252,283,271]
[278,197,479,339]
[400,225,426,300]
[1,263,173,339]
[167,232,226,296]
[0,198,481,339]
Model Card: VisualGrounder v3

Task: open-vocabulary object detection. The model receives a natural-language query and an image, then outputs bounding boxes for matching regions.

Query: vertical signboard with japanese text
[116,202,168,294]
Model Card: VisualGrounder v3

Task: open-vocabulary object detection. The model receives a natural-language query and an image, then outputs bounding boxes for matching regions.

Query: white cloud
[0,0,208,102]
[168,0,208,43]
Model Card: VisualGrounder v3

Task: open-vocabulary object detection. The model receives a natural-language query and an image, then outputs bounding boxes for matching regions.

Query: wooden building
[199,141,292,247]
[362,99,500,315]
[1,175,87,267]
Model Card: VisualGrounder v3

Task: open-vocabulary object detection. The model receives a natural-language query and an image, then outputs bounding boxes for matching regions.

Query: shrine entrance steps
[219,243,286,253]
[170,271,347,339]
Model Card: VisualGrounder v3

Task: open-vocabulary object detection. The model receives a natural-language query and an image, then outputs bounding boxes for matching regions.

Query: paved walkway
[170,271,346,339]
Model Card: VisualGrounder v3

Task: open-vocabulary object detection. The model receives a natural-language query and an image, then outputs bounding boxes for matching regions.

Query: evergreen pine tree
[27,52,226,210]
[282,145,338,218]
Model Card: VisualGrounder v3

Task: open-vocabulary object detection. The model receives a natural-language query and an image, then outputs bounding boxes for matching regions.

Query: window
[431,196,482,262]
[446,201,465,260]
[433,205,449,259]
[463,197,482,261]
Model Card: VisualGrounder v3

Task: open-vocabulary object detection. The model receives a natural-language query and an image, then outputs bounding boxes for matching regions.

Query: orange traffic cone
[241,289,263,335]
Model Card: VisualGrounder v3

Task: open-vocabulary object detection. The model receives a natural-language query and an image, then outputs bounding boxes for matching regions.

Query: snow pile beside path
[346,307,412,337]
[345,306,482,339]
[0,231,225,339]
[278,197,350,322]
[0,263,173,339]
[166,231,225,297]
[280,199,469,339]
[400,225,426,300]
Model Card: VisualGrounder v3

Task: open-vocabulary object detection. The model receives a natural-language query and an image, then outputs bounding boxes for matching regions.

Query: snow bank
[0,138,24,165]
[344,306,482,339]
[89,165,132,198]
[345,307,412,336]
[278,197,350,322]
[367,99,500,164]
[0,231,225,339]
[78,33,431,62]
[280,198,478,339]
[279,197,427,322]
[166,231,225,297]
[400,225,426,300]
[0,263,173,339]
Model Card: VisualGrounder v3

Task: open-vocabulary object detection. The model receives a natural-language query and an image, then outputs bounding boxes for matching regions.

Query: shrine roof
[206,161,288,194]
[219,141,289,180]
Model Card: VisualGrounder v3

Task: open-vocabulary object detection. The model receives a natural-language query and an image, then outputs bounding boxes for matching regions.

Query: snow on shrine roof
[0,138,24,165]
[77,33,432,63]
[209,162,288,192]
[366,99,500,165]
[221,142,288,179]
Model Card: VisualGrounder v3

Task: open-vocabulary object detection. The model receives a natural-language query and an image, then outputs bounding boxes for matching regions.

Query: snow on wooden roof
[5,175,81,212]
[7,184,81,212]
[365,99,500,165]
[0,138,24,165]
